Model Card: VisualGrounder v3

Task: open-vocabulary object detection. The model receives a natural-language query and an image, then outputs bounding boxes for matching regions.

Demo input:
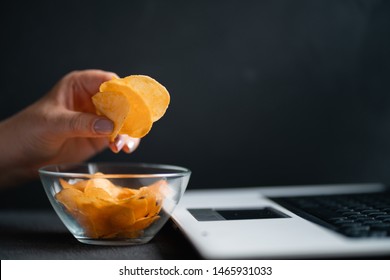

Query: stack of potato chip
[92,75,170,140]
[56,175,167,239]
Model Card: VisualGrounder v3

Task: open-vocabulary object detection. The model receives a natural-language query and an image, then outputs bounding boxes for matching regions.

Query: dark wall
[1,0,390,208]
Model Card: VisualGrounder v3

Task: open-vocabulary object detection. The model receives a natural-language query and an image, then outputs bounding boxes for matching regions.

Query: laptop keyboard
[271,191,390,238]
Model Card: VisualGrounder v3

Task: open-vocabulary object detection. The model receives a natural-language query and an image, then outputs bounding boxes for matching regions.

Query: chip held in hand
[92,75,170,140]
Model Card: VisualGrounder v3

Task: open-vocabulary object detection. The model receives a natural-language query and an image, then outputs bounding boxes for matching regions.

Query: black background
[1,0,390,208]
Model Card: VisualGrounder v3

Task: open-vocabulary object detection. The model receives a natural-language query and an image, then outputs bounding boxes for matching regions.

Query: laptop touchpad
[188,207,290,221]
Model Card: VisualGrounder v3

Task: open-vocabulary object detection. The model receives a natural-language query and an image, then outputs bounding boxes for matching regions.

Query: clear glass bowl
[39,162,191,245]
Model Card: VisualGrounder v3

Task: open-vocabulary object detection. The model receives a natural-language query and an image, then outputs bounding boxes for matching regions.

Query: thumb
[54,111,114,138]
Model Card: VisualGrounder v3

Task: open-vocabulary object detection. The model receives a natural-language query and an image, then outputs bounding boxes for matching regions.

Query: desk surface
[0,210,200,260]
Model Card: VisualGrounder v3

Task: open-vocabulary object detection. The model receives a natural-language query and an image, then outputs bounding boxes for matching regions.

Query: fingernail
[94,118,114,134]
[125,138,136,153]
[109,142,119,153]
[115,136,125,151]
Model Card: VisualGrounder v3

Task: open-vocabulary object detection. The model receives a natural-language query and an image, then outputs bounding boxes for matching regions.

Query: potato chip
[55,173,165,239]
[55,188,83,212]
[93,75,170,140]
[71,210,99,238]
[137,186,162,218]
[146,179,168,192]
[80,203,136,238]
[84,184,113,202]
[79,203,111,238]
[84,178,120,200]
[59,178,88,192]
[108,204,136,229]
[130,216,160,232]
[116,187,139,200]
[92,91,132,140]
[55,188,100,237]
[94,84,153,139]
[114,75,170,122]
[119,195,148,220]
[75,212,98,238]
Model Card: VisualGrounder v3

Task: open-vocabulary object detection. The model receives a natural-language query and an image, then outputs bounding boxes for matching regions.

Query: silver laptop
[171,183,390,259]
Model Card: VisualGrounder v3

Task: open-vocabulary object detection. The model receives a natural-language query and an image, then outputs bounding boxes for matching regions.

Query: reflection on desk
[0,210,200,260]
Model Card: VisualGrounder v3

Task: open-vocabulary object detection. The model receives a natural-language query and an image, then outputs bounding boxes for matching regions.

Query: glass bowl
[39,162,191,245]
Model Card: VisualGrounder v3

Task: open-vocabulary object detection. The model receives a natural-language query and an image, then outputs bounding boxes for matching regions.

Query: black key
[369,223,390,230]
[367,212,387,217]
[361,209,380,214]
[336,208,352,213]
[339,223,363,229]
[344,229,370,237]
[363,220,383,225]
[355,217,374,222]
[369,231,388,237]
[328,217,347,222]
[354,207,373,212]
[334,219,355,225]
[376,215,390,220]
[341,211,358,216]
[346,215,362,219]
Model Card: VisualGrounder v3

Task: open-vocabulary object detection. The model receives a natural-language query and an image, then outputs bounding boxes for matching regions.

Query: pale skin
[0,70,140,188]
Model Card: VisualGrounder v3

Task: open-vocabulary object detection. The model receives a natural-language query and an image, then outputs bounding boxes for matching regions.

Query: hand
[0,69,140,187]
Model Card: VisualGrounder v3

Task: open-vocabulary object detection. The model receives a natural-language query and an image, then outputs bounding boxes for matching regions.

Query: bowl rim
[38,162,191,179]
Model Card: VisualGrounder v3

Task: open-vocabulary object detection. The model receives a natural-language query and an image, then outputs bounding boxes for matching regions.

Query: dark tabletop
[0,210,201,260]
[0,180,201,260]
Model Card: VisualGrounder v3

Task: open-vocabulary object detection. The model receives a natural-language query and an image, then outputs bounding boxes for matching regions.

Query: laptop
[171,183,390,259]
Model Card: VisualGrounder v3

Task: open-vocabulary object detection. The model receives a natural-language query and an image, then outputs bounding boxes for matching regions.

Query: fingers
[50,111,141,154]
[53,111,114,138]
[109,134,140,154]
[65,69,119,96]
[48,69,119,138]
[63,112,140,152]
[93,118,115,135]
[44,70,142,154]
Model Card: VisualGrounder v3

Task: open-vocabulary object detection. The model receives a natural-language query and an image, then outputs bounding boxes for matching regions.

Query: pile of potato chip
[55,174,167,239]
[92,75,170,141]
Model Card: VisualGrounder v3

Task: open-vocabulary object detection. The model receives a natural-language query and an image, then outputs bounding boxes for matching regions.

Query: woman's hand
[0,69,140,187]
